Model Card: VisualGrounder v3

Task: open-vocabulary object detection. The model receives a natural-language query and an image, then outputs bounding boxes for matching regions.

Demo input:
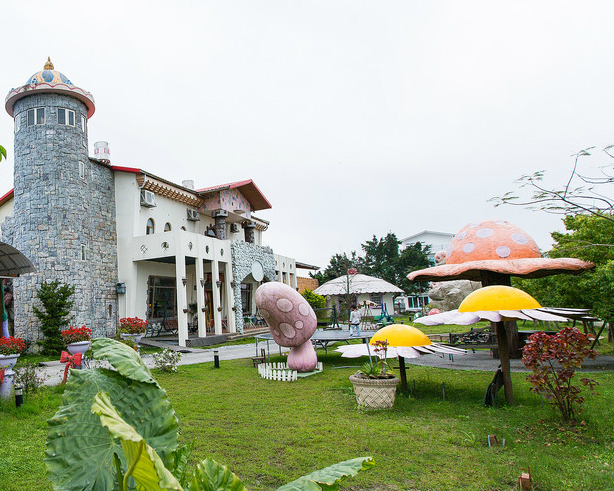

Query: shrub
[61,326,92,345]
[13,361,47,394]
[301,289,327,320]
[33,280,75,355]
[522,327,599,421]
[0,336,26,355]
[152,348,182,373]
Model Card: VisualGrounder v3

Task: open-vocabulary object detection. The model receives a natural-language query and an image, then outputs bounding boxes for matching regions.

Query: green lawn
[1,351,613,490]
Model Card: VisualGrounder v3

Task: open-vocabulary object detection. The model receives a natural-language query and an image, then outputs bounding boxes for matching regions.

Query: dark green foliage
[310,252,360,284]
[301,289,327,319]
[33,280,75,355]
[310,233,431,294]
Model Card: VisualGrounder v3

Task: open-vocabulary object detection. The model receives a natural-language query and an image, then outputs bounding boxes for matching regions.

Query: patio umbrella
[336,324,467,391]
[414,285,569,404]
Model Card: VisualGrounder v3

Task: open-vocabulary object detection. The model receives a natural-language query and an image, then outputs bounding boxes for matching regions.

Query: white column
[195,257,206,337]
[211,259,222,335]
[224,264,236,333]
[175,235,188,347]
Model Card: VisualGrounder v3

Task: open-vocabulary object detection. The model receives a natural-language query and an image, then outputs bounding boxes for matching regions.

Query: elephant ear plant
[46,338,373,490]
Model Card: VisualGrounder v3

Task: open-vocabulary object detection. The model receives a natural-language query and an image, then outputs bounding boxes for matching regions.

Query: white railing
[257,362,323,381]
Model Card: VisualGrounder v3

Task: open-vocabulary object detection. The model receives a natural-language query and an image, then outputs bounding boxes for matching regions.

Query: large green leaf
[92,338,157,386]
[276,457,374,491]
[92,391,182,491]
[188,458,246,491]
[46,368,179,490]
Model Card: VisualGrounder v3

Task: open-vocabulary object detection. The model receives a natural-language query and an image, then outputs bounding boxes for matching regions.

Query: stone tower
[4,59,118,341]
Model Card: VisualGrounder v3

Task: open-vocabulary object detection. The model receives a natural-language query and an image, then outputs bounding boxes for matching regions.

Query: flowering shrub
[0,336,26,355]
[119,317,148,334]
[358,340,394,379]
[14,362,47,394]
[522,327,599,421]
[152,348,181,373]
[61,326,92,345]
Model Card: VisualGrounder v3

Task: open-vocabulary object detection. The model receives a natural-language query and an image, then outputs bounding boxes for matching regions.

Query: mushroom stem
[493,320,514,405]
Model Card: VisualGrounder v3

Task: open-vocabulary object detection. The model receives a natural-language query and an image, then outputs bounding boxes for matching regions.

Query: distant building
[398,230,455,312]
[400,230,455,264]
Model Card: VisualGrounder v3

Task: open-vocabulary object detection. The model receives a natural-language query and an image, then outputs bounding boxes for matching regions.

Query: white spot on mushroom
[273,328,281,336]
[496,245,511,258]
[495,220,507,225]
[463,242,475,253]
[260,309,270,319]
[446,244,454,256]
[511,233,528,245]
[456,231,467,240]
[469,222,481,228]
[298,303,310,316]
[295,320,304,329]
[276,298,294,313]
[279,322,296,338]
[476,228,494,238]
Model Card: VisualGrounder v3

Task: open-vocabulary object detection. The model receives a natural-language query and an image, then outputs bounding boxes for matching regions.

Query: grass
[1,349,613,490]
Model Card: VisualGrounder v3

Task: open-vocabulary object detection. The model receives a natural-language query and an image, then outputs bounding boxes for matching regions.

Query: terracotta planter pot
[66,341,91,355]
[349,374,399,409]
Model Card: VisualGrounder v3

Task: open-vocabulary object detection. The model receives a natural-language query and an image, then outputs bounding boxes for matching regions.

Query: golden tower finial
[44,57,54,70]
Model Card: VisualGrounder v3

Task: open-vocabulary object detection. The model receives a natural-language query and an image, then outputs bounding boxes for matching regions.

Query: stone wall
[230,240,276,332]
[4,92,118,343]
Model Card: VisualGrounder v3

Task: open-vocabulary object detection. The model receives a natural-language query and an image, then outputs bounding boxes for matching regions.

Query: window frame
[146,218,155,235]
[27,107,45,126]
[57,108,76,127]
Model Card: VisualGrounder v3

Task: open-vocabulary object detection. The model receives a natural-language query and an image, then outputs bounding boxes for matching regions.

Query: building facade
[1,60,297,347]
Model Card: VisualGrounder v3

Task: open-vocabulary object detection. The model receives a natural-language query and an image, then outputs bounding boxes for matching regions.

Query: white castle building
[0,59,297,347]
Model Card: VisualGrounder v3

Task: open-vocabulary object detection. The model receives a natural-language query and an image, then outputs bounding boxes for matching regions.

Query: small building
[400,230,454,264]
[313,273,403,318]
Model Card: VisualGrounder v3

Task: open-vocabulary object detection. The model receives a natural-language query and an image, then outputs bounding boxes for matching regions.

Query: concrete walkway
[38,340,614,387]
[39,341,290,386]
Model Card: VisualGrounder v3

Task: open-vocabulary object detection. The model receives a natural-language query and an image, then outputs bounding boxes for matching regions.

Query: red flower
[119,317,148,334]
[61,326,92,345]
[0,336,26,355]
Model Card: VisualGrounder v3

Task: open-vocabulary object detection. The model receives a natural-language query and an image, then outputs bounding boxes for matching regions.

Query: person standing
[349,304,361,336]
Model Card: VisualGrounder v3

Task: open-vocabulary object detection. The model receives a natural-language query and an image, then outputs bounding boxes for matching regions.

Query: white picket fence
[258,362,323,382]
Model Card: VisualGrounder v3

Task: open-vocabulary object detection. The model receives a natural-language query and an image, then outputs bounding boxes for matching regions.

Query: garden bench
[252,348,266,367]
[144,322,163,337]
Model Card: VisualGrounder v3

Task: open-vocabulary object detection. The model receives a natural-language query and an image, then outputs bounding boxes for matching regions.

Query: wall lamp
[182,277,188,286]
[116,282,126,294]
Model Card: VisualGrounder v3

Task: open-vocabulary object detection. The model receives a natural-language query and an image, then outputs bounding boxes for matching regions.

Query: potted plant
[119,317,148,344]
[62,326,92,355]
[0,336,26,369]
[349,340,399,409]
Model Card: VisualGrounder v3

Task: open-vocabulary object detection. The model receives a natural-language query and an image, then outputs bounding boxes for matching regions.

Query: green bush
[33,281,75,355]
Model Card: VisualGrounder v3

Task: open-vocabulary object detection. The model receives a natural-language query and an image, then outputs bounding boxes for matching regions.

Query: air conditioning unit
[140,190,156,207]
[187,208,200,221]
[230,223,240,233]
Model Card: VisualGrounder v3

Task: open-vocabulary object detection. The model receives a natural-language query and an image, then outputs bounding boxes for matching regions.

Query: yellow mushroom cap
[458,285,541,312]
[369,324,431,347]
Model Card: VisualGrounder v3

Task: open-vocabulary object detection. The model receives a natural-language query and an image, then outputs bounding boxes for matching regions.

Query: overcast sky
[1,1,613,273]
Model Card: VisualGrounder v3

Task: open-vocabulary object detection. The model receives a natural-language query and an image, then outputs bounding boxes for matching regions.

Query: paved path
[38,341,614,386]
[40,342,290,386]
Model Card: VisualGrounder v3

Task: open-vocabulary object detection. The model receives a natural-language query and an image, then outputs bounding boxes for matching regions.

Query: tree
[0,145,6,162]
[492,146,614,223]
[33,280,75,355]
[301,289,327,320]
[311,234,431,295]
[310,252,360,284]
[514,214,614,341]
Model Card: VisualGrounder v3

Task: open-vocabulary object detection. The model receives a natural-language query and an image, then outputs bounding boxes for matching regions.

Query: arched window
[164,222,172,232]
[181,226,186,231]
[146,218,155,235]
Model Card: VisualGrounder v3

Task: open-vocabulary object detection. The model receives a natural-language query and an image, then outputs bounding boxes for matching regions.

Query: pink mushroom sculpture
[255,282,318,372]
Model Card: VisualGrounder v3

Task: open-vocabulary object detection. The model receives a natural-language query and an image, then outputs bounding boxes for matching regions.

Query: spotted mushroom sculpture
[408,219,594,405]
[255,282,318,372]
